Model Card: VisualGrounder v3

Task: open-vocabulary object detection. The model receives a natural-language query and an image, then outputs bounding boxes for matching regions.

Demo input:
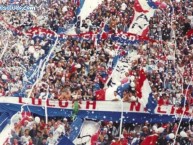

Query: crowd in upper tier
[0,0,192,106]
[0,0,193,144]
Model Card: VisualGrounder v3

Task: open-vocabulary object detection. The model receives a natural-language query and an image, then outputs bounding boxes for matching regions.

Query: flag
[91,131,100,145]
[73,119,101,144]
[136,69,157,113]
[69,117,83,141]
[129,0,160,36]
[95,85,118,101]
[141,134,158,145]
[58,136,75,145]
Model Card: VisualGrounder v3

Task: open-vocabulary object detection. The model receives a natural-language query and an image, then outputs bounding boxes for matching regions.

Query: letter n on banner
[130,102,141,111]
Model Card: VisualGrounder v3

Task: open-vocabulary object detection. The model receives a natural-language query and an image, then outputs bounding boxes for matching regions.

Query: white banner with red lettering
[0,97,192,118]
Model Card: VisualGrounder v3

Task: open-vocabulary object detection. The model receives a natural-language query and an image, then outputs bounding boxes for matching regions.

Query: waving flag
[95,86,117,101]
[58,136,74,145]
[129,0,160,36]
[136,69,157,113]
[73,119,101,145]
[141,134,158,145]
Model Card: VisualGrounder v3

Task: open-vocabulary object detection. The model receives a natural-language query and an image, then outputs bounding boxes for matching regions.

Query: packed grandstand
[0,0,192,145]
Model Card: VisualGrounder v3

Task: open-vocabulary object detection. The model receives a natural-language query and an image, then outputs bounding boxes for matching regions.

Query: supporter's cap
[103,128,107,131]
[109,121,113,124]
[157,127,165,133]
[63,118,67,121]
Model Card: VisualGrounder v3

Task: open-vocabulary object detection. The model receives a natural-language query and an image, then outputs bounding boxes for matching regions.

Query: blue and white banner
[0,97,192,123]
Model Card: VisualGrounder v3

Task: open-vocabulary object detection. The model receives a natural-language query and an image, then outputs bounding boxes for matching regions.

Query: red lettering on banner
[19,97,26,104]
[128,35,136,41]
[144,108,147,112]
[157,106,166,114]
[130,102,141,111]
[46,100,55,107]
[175,107,191,116]
[176,107,183,114]
[59,101,69,108]
[86,101,96,109]
[32,98,42,105]
[185,107,190,116]
[170,106,176,114]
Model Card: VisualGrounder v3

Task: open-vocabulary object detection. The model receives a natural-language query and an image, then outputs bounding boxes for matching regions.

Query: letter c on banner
[46,99,55,107]
[32,98,42,105]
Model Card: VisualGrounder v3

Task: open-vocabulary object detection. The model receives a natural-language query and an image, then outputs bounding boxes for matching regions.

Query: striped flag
[136,69,157,113]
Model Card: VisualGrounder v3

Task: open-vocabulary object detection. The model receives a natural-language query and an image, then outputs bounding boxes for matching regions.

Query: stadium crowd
[0,0,192,104]
[0,0,193,145]
[5,114,193,145]
[5,115,70,145]
[101,120,193,145]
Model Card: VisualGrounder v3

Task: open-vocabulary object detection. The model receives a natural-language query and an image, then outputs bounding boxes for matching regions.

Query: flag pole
[44,84,49,125]
[119,99,124,139]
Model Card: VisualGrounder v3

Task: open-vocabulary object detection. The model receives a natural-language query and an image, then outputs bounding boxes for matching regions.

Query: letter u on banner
[59,101,69,108]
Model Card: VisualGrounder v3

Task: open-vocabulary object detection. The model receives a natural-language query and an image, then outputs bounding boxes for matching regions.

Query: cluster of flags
[95,69,157,113]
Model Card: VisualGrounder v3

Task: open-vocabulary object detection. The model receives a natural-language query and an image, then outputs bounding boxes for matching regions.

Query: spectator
[33,130,43,145]
[47,132,58,145]
[20,129,31,145]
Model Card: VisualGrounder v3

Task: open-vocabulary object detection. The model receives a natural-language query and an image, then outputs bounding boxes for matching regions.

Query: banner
[0,97,192,123]
[129,0,160,36]
[1,14,158,44]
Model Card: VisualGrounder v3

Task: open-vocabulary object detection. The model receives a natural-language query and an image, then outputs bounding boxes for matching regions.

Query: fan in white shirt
[20,129,31,145]
[47,133,58,145]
